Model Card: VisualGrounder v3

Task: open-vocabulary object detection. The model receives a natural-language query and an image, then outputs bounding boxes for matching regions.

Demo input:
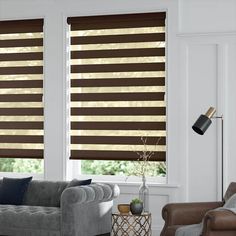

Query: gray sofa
[0,180,119,236]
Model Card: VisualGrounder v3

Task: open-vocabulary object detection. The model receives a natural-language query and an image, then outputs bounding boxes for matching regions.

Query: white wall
[179,0,236,203]
[1,0,236,235]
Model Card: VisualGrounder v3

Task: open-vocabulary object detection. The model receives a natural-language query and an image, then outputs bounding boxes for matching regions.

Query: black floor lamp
[192,107,224,200]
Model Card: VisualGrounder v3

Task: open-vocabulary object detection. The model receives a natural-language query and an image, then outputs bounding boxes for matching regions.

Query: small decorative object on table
[130,198,143,215]
[139,175,149,212]
[134,137,161,212]
[117,204,130,214]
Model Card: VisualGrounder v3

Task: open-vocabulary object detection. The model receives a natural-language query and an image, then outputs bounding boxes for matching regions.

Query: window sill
[73,174,167,185]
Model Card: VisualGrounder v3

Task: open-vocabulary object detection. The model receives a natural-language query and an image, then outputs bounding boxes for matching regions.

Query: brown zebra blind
[68,12,166,161]
[0,19,44,159]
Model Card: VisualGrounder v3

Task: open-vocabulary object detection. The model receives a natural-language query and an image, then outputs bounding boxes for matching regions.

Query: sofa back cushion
[0,177,32,205]
[22,180,68,207]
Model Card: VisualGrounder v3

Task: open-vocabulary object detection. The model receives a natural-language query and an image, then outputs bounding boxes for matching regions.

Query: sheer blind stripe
[0,19,44,159]
[68,12,166,161]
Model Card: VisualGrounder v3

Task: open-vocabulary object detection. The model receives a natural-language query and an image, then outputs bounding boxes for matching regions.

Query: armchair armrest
[61,183,120,236]
[202,209,236,233]
[162,201,223,226]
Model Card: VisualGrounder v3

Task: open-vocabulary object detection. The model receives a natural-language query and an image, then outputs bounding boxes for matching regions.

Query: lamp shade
[192,107,216,135]
[192,115,212,135]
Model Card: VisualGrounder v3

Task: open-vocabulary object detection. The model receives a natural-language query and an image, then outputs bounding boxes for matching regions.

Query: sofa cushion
[0,177,32,205]
[0,205,60,231]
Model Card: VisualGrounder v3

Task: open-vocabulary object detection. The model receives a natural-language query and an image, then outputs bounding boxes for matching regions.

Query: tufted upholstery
[61,183,120,206]
[0,180,119,236]
[0,205,60,230]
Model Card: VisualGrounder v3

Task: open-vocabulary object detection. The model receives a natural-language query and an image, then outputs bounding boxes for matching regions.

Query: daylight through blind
[0,19,44,159]
[68,13,166,161]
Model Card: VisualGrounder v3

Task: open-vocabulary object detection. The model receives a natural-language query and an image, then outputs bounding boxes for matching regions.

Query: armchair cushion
[175,223,202,236]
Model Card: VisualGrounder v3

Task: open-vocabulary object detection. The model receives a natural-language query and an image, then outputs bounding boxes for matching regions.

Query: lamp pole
[212,115,224,200]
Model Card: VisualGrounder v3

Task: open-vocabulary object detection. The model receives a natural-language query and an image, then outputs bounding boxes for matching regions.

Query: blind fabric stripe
[0,38,43,48]
[71,92,165,101]
[68,12,166,161]
[0,52,43,61]
[0,122,43,129]
[0,80,43,88]
[0,94,42,102]
[0,149,43,159]
[67,12,166,30]
[71,107,165,116]
[71,77,165,87]
[0,135,43,143]
[0,19,44,159]
[71,150,166,162]
[70,19,165,30]
[71,33,165,45]
[71,136,166,145]
[71,48,165,59]
[71,122,166,130]
[71,63,165,73]
[0,19,43,34]
[0,108,43,116]
[0,66,43,75]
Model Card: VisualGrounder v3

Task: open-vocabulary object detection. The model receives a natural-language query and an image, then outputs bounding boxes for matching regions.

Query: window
[0,19,44,173]
[67,13,166,177]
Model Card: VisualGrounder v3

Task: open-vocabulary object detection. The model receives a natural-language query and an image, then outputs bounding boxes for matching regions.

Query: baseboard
[152,226,162,236]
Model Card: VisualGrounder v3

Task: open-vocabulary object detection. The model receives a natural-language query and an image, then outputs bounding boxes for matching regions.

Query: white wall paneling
[224,42,236,187]
[187,42,218,201]
[180,34,236,201]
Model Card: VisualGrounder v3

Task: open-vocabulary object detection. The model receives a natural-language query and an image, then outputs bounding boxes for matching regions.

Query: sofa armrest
[162,202,223,226]
[202,209,236,233]
[61,183,120,205]
[61,183,120,236]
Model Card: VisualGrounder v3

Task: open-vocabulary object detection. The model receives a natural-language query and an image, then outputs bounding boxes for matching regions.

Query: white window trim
[73,173,166,185]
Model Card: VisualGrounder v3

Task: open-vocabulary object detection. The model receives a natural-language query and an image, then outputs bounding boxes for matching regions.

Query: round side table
[112,212,151,236]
